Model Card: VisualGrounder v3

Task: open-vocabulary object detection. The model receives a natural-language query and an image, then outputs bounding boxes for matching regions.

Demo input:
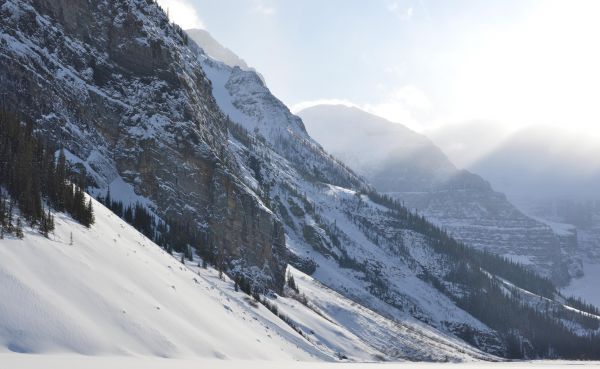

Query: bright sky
[157,0,600,143]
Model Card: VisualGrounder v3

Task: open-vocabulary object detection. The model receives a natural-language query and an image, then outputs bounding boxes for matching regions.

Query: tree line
[354,189,600,358]
[97,192,215,265]
[0,109,94,238]
[456,276,600,359]
[366,190,556,298]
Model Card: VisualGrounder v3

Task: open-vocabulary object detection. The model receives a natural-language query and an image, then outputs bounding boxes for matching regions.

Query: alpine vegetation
[0,109,94,238]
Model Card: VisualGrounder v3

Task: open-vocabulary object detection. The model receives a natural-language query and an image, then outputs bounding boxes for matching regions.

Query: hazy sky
[158,0,600,151]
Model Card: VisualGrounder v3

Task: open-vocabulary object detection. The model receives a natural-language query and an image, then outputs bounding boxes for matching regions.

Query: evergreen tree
[55,149,67,211]
[0,109,94,236]
[15,218,24,239]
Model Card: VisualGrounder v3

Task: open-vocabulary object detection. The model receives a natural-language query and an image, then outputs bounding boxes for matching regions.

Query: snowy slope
[1,355,599,369]
[0,197,330,360]
[280,267,495,362]
[0,195,496,362]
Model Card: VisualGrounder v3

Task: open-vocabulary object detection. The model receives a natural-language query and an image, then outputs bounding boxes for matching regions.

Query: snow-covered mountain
[188,38,600,359]
[0,195,498,361]
[1,0,599,362]
[465,125,600,308]
[299,105,576,285]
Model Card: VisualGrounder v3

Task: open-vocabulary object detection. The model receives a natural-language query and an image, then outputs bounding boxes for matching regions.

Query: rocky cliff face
[0,0,287,290]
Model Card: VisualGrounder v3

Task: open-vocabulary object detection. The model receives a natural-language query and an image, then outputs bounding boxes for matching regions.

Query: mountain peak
[298,104,461,192]
[185,28,250,70]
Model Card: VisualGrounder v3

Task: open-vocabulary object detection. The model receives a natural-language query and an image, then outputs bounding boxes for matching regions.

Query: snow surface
[282,267,494,361]
[0,197,328,360]
[0,354,598,369]
[562,262,600,308]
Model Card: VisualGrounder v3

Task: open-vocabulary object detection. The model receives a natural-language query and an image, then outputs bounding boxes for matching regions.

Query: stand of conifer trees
[0,109,94,238]
[366,190,556,297]
[97,192,210,263]
[366,189,600,359]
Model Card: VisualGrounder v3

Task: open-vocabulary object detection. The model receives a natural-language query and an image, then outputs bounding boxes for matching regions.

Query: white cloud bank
[156,0,204,29]
[293,85,432,132]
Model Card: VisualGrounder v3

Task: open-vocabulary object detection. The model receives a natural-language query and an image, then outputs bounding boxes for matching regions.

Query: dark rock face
[0,0,286,290]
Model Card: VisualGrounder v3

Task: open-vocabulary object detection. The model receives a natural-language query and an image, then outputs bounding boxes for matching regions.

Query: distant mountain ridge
[299,104,577,285]
[470,125,600,201]
[466,125,600,307]
[299,104,491,192]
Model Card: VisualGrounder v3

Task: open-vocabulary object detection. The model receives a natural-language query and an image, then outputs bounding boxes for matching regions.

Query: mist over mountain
[299,104,464,192]
[469,125,600,202]
[185,28,250,70]
[426,121,600,203]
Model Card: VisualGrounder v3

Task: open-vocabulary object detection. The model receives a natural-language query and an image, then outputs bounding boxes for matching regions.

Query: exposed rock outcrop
[0,0,286,290]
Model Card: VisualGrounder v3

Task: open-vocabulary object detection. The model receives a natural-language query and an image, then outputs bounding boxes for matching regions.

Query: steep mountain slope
[283,267,495,361]
[0,197,327,360]
[299,104,574,284]
[0,0,288,291]
[0,1,494,360]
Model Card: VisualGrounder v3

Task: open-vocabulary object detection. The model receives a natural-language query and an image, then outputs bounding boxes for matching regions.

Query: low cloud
[292,86,431,131]
[252,0,276,16]
[363,85,432,130]
[156,0,204,29]
[291,99,359,114]
[387,1,414,21]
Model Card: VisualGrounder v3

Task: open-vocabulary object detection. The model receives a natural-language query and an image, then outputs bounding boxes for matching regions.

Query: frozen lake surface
[1,354,599,369]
